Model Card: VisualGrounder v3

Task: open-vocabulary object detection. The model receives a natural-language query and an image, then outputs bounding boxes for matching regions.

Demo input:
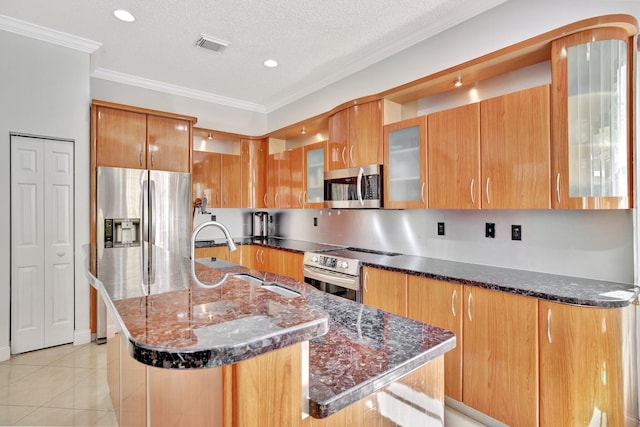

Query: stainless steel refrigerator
[95,166,191,342]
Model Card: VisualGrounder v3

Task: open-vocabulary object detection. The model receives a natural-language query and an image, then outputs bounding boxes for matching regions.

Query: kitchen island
[89,243,455,426]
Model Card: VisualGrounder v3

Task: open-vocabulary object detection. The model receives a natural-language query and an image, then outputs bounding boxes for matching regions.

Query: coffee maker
[253,212,268,238]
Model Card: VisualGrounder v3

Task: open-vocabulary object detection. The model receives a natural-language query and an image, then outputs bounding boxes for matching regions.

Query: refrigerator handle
[141,171,149,243]
[148,175,155,246]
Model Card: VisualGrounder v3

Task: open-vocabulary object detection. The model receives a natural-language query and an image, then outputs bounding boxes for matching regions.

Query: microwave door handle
[357,167,364,206]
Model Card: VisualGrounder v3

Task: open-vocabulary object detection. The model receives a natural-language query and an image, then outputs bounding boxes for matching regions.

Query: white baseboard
[445,397,508,427]
[0,345,10,362]
[73,329,92,346]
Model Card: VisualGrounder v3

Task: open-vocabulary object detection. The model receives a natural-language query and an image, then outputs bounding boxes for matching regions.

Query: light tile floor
[0,343,117,426]
[0,343,485,427]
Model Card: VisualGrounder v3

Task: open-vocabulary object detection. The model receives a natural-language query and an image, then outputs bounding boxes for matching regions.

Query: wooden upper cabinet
[384,116,427,209]
[349,100,383,167]
[220,154,241,208]
[241,138,268,209]
[463,286,538,426]
[93,101,195,173]
[327,108,349,170]
[327,100,383,170]
[289,147,305,208]
[95,106,147,169]
[539,301,635,426]
[551,28,633,209]
[428,103,481,209]
[480,85,551,209]
[147,115,191,172]
[303,141,327,208]
[192,151,221,207]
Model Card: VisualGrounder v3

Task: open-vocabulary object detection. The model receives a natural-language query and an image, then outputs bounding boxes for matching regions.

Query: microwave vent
[194,34,230,54]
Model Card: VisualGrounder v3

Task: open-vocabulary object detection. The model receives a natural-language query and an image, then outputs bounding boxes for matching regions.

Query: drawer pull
[547,308,552,343]
[451,289,456,317]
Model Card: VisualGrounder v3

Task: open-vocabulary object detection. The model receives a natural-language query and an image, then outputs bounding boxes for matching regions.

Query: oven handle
[302,265,360,291]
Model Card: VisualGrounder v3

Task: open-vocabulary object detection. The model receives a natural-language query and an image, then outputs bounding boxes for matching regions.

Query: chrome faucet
[191,220,237,260]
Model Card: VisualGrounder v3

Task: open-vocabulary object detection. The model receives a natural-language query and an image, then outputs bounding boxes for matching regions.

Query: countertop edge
[309,336,457,419]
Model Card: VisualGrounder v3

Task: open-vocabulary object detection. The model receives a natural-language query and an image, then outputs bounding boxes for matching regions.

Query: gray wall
[0,30,92,360]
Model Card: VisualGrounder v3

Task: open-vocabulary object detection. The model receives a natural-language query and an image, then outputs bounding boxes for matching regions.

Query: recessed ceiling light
[263,59,278,68]
[113,9,135,23]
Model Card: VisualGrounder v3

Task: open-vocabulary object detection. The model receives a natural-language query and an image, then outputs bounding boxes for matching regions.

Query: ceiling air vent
[194,34,230,54]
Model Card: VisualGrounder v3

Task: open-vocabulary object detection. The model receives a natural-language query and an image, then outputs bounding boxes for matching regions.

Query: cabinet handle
[470,179,475,205]
[150,151,155,168]
[420,182,426,204]
[547,308,552,343]
[467,292,472,321]
[341,147,346,165]
[298,191,303,207]
[451,289,457,317]
[556,173,561,204]
[263,193,268,207]
[485,177,490,205]
[255,250,260,264]
[139,149,143,167]
[275,192,279,207]
[260,249,265,264]
[303,191,307,207]
[349,145,354,165]
[364,271,369,292]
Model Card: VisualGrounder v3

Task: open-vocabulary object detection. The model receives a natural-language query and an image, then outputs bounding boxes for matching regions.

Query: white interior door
[11,135,74,354]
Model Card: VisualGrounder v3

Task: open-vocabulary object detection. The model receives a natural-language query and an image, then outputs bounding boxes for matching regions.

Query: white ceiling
[0,0,507,113]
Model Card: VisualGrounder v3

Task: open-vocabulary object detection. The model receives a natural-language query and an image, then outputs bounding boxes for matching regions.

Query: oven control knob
[338,261,349,269]
[311,255,319,263]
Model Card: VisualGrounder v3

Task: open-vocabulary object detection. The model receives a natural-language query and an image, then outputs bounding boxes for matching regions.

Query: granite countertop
[89,244,329,368]
[89,243,455,418]
[196,237,637,308]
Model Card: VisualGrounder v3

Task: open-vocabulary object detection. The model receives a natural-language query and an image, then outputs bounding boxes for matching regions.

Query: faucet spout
[191,220,237,260]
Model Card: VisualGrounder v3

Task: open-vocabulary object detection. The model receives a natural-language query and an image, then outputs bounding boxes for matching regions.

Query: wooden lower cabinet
[362,267,407,317]
[106,332,120,423]
[407,276,463,401]
[195,246,230,261]
[119,337,147,426]
[149,365,223,427]
[539,301,637,426]
[279,250,304,282]
[111,337,304,427]
[463,286,538,426]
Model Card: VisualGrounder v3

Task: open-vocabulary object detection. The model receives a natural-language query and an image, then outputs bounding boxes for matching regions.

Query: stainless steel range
[302,251,362,302]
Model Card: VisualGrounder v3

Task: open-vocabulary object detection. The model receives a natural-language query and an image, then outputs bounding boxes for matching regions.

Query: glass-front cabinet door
[383,116,427,209]
[551,28,633,209]
[304,141,327,208]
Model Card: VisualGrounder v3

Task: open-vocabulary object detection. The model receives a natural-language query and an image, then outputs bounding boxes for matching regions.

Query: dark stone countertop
[88,243,455,419]
[196,237,638,308]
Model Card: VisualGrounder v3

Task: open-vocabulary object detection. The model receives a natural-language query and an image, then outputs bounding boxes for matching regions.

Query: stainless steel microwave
[324,164,382,208]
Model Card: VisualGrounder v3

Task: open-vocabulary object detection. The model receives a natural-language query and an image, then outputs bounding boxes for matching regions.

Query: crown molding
[0,14,101,53]
[92,68,267,114]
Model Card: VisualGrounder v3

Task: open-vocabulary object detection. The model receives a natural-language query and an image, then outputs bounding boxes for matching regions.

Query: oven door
[303,265,361,302]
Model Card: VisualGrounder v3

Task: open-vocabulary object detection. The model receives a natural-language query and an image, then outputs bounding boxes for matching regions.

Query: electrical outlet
[313,217,318,227]
[485,222,495,238]
[210,214,216,221]
[511,224,522,241]
[437,222,445,236]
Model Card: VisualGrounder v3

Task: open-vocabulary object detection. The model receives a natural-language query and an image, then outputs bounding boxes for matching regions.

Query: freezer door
[96,167,146,250]
[148,170,191,258]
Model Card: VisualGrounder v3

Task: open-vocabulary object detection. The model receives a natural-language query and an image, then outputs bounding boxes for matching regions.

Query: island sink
[232,273,301,298]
